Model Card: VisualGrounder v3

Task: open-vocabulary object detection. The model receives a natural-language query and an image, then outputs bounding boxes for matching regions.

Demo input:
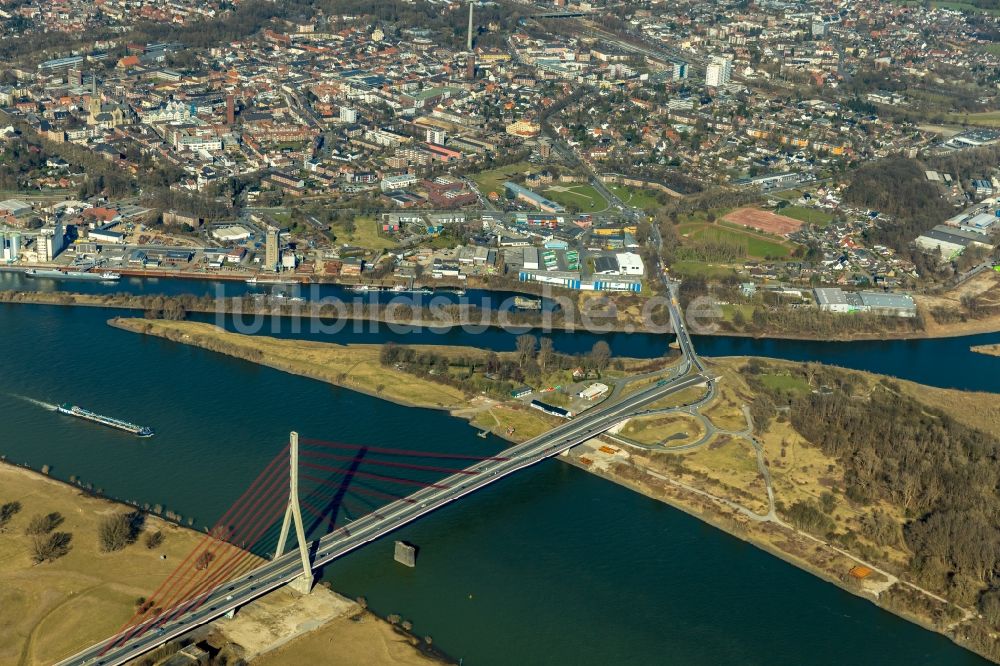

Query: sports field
[723,207,804,236]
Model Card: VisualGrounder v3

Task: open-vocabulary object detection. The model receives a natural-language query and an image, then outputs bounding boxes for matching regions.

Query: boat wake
[8,394,58,411]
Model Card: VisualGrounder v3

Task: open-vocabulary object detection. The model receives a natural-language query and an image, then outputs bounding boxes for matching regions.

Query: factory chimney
[467,1,474,52]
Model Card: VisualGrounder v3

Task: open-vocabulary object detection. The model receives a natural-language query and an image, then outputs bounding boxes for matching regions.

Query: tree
[589,341,611,373]
[516,334,537,369]
[538,337,555,374]
[32,532,72,564]
[98,511,144,552]
[25,512,63,535]
[979,588,1000,628]
[0,501,21,531]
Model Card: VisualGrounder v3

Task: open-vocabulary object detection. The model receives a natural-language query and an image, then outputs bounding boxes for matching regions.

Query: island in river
[109,316,1000,664]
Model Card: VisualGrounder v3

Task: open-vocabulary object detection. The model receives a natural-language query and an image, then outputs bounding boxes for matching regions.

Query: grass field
[619,413,705,446]
[335,216,399,250]
[946,110,1000,127]
[771,189,804,201]
[680,221,793,259]
[607,184,663,211]
[758,373,811,395]
[669,261,738,279]
[0,464,206,666]
[541,183,608,213]
[470,161,536,197]
[779,205,834,226]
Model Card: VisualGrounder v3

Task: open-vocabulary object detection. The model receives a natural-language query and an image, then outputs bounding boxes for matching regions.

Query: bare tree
[589,341,611,373]
[0,501,21,531]
[516,334,537,369]
[32,532,72,564]
[25,512,63,536]
[538,337,555,374]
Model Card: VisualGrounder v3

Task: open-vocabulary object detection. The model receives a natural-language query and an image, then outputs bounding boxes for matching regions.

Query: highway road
[58,365,708,666]
[59,278,704,666]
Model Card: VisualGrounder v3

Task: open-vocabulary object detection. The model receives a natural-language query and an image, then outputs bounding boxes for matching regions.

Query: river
[1,302,998,665]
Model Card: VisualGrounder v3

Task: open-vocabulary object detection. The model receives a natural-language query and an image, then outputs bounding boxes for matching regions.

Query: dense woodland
[745,361,1000,657]
[379,337,637,399]
[844,157,954,254]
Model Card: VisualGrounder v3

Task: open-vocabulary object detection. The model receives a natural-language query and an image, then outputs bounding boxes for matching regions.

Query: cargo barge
[57,403,154,437]
[25,269,120,281]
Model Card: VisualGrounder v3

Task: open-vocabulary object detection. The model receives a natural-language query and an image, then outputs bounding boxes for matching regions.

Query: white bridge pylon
[274,431,314,594]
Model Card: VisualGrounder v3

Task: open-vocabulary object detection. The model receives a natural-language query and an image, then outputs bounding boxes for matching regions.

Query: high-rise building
[705,55,732,88]
[340,106,357,123]
[226,94,235,125]
[811,18,826,37]
[426,128,447,146]
[265,225,280,272]
[467,53,476,80]
[2,231,21,262]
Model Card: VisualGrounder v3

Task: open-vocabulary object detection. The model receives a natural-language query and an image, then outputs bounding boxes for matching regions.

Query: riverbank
[5,283,1000,341]
[0,460,447,666]
[101,316,1000,662]
[568,356,1000,664]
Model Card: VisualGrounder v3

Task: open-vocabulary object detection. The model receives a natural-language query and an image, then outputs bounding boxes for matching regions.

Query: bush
[144,530,164,550]
[25,512,63,535]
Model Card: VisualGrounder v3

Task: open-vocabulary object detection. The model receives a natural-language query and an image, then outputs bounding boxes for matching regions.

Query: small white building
[578,382,609,401]
[615,252,645,276]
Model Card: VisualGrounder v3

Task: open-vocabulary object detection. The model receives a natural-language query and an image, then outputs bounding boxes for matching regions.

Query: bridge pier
[274,431,314,594]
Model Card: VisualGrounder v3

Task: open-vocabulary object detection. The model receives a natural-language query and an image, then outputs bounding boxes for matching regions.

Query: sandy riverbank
[0,460,448,666]
[972,343,1000,357]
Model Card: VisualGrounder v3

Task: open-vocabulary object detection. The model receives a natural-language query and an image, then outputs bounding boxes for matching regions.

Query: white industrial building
[616,252,645,276]
[36,222,64,262]
[578,382,609,401]
[381,173,419,192]
[212,225,252,242]
[814,288,916,317]
[915,225,994,258]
